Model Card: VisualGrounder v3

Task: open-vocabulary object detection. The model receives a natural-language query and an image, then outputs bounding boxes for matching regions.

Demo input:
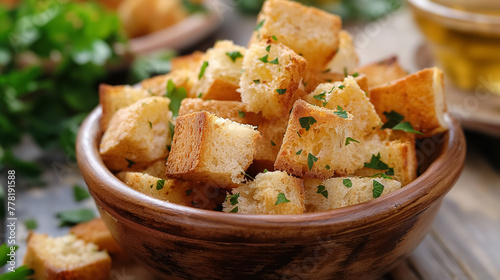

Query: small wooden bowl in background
[77,107,466,280]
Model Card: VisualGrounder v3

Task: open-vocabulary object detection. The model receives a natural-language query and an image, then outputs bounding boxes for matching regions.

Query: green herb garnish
[338,85,346,89]
[230,206,239,213]
[392,122,423,135]
[344,67,348,77]
[56,208,95,227]
[271,140,276,146]
[296,149,303,155]
[253,79,260,84]
[226,51,243,62]
[345,137,360,146]
[325,165,331,169]
[343,178,352,188]
[371,173,392,179]
[165,79,187,118]
[316,185,328,198]
[125,158,135,168]
[148,121,152,129]
[276,88,286,95]
[382,111,404,129]
[73,185,90,202]
[299,116,317,131]
[198,61,209,79]
[307,153,318,170]
[255,19,265,31]
[156,179,165,190]
[238,110,246,118]
[353,72,359,77]
[229,193,240,206]
[269,57,279,64]
[272,35,278,41]
[275,193,291,205]
[259,54,269,63]
[186,189,193,196]
[266,45,271,52]
[372,180,385,198]
[334,105,348,119]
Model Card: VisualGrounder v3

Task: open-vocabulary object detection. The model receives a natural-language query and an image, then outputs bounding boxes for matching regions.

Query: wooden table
[6,6,500,280]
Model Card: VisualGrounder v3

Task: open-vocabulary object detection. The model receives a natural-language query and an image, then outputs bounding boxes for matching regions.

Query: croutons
[369,67,448,137]
[171,51,204,72]
[302,71,368,93]
[191,40,246,101]
[141,70,193,97]
[99,96,173,171]
[239,42,307,119]
[324,30,359,74]
[275,100,369,179]
[249,0,342,70]
[304,177,402,212]
[303,77,381,134]
[222,171,305,214]
[99,84,151,131]
[178,98,262,125]
[165,111,260,187]
[357,56,408,88]
[69,218,122,255]
[24,233,111,280]
[252,116,289,172]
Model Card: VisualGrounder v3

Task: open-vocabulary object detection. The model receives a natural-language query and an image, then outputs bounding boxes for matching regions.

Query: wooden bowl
[77,107,466,280]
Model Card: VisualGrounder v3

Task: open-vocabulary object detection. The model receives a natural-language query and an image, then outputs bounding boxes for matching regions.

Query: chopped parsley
[313,91,327,106]
[186,189,193,196]
[382,111,404,129]
[296,149,303,155]
[230,206,239,213]
[344,67,348,77]
[364,153,389,170]
[165,79,187,117]
[228,193,240,206]
[334,105,348,119]
[316,185,328,198]
[345,137,360,146]
[198,61,209,79]
[150,184,153,188]
[125,158,135,168]
[255,19,265,31]
[371,173,393,179]
[275,193,291,205]
[266,45,271,52]
[226,51,243,62]
[253,79,261,84]
[269,57,279,64]
[242,171,255,180]
[271,140,276,146]
[272,35,278,41]
[197,92,203,98]
[343,178,352,188]
[322,68,331,73]
[156,179,165,190]
[353,72,359,77]
[325,165,331,170]
[238,110,246,118]
[276,88,286,95]
[263,169,268,173]
[372,180,385,198]
[73,185,90,202]
[258,54,269,63]
[148,121,152,129]
[392,122,423,135]
[307,153,318,170]
[338,85,346,89]
[299,116,317,131]
[297,131,301,137]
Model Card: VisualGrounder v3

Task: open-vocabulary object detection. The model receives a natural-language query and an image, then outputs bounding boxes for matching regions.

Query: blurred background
[0,0,499,279]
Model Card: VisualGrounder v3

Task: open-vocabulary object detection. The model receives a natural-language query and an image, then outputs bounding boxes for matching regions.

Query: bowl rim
[77,106,466,242]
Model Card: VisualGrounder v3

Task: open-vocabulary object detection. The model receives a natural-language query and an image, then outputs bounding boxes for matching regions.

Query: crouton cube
[165,111,260,187]
[99,96,172,171]
[302,71,368,93]
[275,100,370,179]
[69,218,122,255]
[369,67,448,137]
[24,233,111,280]
[178,98,262,125]
[140,159,167,179]
[222,171,305,214]
[252,116,289,172]
[191,40,246,101]
[99,84,151,131]
[304,177,402,212]
[141,70,194,97]
[249,0,342,70]
[240,42,307,119]
[303,77,381,134]
[324,30,359,74]
[354,132,417,186]
[357,56,408,88]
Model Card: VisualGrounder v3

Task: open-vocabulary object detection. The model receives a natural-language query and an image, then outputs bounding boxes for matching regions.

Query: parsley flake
[364,153,394,177]
[238,110,246,118]
[334,105,348,119]
[276,88,286,95]
[307,153,318,170]
[156,179,165,190]
[263,169,268,173]
[198,61,209,79]
[125,158,135,168]
[371,173,393,179]
[382,111,404,129]
[373,180,385,198]
[165,79,187,117]
[316,185,328,198]
[269,57,279,64]
[296,149,303,155]
[299,116,317,131]
[353,72,359,77]
[228,193,240,206]
[253,79,260,84]
[271,140,276,146]
[148,121,152,129]
[255,19,265,31]
[266,45,271,52]
[226,51,243,62]
[392,122,423,135]
[186,189,193,196]
[345,137,360,146]
[344,67,348,77]
[259,54,269,63]
[230,206,239,213]
[325,165,331,169]
[275,193,291,205]
[343,178,352,188]
[313,91,327,106]
[272,35,278,41]
[338,85,346,89]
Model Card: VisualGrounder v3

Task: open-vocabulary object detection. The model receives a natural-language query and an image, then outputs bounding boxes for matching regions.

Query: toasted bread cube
[302,71,368,93]
[171,51,204,72]
[99,96,172,171]
[165,111,260,187]
[357,56,408,88]
[252,116,289,172]
[141,70,194,97]
[354,132,417,186]
[140,159,167,179]
[70,218,122,255]
[275,100,371,179]
[369,67,448,137]
[249,0,341,70]
[324,31,359,74]
[179,98,262,125]
[24,233,111,280]
[304,177,401,212]
[303,77,381,134]
[223,171,305,214]
[99,84,152,131]
[191,40,246,101]
[240,42,307,119]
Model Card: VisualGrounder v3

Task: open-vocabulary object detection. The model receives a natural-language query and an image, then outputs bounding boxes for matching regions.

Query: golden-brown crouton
[357,56,408,88]
[140,70,193,97]
[178,98,262,125]
[70,218,122,255]
[222,171,305,214]
[240,42,307,119]
[304,177,401,212]
[303,77,381,134]
[252,116,289,173]
[165,111,260,187]
[275,100,370,179]
[99,84,151,131]
[99,96,172,171]
[249,0,342,70]
[324,30,359,74]
[302,71,368,93]
[190,40,246,101]
[140,159,167,179]
[369,67,448,137]
[24,233,111,280]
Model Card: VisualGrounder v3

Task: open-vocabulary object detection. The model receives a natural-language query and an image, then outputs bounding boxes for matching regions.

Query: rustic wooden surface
[4,5,500,280]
